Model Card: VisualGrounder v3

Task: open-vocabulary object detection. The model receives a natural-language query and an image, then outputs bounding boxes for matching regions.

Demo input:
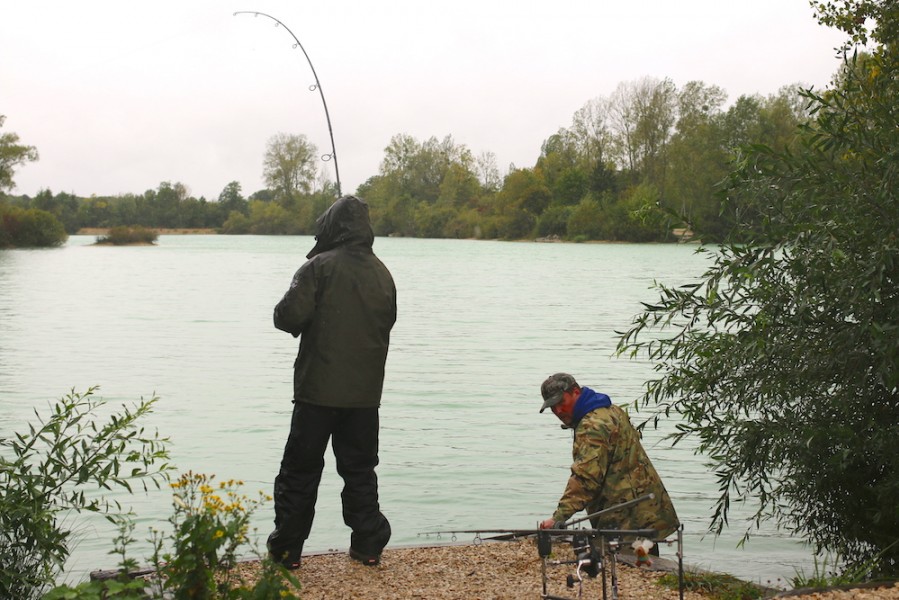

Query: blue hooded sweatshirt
[571,387,612,429]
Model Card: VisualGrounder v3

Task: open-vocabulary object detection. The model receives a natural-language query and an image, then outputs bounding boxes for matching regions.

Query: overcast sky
[2,0,847,200]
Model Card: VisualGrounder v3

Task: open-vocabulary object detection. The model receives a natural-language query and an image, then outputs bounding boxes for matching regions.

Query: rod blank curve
[235,10,342,196]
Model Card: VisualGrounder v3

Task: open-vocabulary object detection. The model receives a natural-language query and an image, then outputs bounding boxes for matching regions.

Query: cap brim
[539,396,561,413]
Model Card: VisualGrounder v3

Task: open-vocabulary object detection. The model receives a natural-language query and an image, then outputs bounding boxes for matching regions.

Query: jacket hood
[571,387,612,429]
[306,195,375,259]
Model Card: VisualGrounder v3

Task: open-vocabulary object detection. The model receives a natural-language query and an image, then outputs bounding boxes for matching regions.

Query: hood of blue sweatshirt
[571,387,612,429]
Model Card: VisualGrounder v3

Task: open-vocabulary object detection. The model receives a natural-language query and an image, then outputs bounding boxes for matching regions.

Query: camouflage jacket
[551,403,680,540]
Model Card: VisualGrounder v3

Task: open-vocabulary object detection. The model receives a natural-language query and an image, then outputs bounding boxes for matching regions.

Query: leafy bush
[0,388,170,599]
[566,197,604,240]
[0,204,67,248]
[219,211,251,234]
[245,200,299,235]
[536,205,571,238]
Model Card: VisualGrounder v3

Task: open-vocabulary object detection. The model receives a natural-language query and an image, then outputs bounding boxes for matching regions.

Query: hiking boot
[349,547,381,566]
[267,534,302,570]
[270,551,301,570]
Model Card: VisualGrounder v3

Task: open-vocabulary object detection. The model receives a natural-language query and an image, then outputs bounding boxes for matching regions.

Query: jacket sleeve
[273,261,317,337]
[551,426,612,523]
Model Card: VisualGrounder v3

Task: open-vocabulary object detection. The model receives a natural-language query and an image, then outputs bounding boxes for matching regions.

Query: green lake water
[0,235,812,587]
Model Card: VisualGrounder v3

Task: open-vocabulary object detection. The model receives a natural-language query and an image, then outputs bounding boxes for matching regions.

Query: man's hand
[539,518,557,530]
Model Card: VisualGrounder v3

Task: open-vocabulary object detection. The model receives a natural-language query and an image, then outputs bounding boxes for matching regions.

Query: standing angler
[538,373,680,555]
[267,195,396,569]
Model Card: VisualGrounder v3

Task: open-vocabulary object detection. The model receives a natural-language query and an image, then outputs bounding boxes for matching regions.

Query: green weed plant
[146,472,300,599]
[657,570,764,600]
[45,474,300,599]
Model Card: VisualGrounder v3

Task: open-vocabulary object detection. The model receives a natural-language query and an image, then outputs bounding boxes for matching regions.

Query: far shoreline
[73,228,698,244]
[77,228,217,236]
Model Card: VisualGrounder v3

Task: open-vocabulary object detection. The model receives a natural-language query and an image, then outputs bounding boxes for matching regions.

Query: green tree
[490,168,548,238]
[32,190,81,234]
[146,182,190,229]
[363,133,482,236]
[757,84,810,152]
[536,204,571,238]
[220,210,251,234]
[263,133,319,205]
[217,180,248,218]
[567,196,604,240]
[544,97,617,208]
[76,196,113,228]
[536,132,590,208]
[536,131,580,198]
[475,150,502,193]
[0,115,38,193]
[663,80,730,239]
[619,0,899,577]
[608,77,676,187]
[108,193,142,229]
[412,202,454,238]
[633,77,677,191]
[588,162,618,198]
[569,96,614,173]
[380,133,476,207]
[436,162,480,209]
[617,183,667,241]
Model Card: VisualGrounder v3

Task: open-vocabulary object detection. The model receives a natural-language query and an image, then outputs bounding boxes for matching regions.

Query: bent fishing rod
[234,10,342,196]
[427,493,658,540]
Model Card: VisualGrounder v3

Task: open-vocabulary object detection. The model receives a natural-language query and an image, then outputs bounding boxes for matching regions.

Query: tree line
[2,76,810,247]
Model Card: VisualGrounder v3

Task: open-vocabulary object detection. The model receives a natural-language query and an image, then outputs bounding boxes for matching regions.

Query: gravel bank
[227,539,899,600]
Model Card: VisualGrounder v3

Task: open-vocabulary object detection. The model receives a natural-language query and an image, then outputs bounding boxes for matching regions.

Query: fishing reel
[572,532,601,579]
[537,530,600,576]
[537,529,602,600]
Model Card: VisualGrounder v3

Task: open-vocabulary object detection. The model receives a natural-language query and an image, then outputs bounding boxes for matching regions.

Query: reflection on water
[0,235,808,586]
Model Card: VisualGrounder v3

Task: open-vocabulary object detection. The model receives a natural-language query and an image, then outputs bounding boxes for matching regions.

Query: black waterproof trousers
[268,402,391,562]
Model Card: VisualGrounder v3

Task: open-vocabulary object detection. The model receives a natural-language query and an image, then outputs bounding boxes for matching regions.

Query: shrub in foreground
[0,388,170,599]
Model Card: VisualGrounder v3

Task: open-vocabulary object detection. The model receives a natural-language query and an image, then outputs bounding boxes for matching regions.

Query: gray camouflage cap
[540,373,578,412]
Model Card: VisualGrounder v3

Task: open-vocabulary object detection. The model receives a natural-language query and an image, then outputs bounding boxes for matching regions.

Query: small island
[94,225,158,246]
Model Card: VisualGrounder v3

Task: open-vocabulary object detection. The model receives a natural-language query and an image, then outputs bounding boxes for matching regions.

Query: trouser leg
[332,407,390,555]
[268,402,334,562]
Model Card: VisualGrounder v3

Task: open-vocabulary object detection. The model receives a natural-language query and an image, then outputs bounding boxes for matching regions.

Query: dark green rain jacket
[274,196,397,408]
